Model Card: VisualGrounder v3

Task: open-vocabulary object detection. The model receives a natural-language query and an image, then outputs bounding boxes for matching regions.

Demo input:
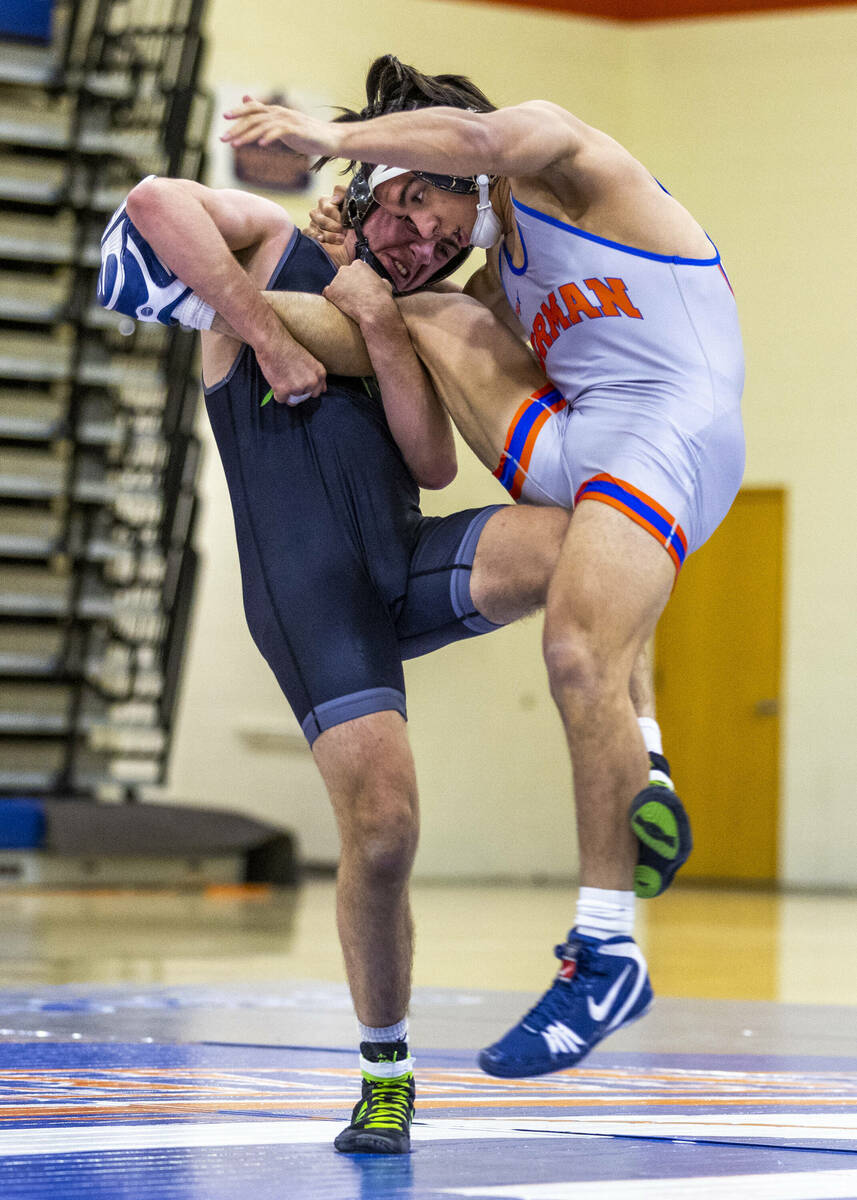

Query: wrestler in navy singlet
[204,230,502,745]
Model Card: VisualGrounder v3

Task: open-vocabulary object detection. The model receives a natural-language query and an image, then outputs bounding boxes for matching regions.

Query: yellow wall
[165,0,857,883]
[621,10,857,887]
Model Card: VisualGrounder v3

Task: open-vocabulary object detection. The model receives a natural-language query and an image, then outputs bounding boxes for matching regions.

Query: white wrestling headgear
[368,164,409,191]
[368,165,502,249]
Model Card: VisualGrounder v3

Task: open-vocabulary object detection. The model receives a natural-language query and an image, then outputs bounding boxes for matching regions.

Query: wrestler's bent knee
[345,803,419,882]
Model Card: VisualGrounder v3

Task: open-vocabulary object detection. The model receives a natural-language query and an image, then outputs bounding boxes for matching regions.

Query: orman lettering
[530,277,643,368]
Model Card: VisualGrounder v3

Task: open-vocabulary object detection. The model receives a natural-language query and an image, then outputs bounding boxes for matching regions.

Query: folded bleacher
[0,1,292,883]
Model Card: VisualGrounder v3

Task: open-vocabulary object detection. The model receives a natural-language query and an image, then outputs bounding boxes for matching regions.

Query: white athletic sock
[358,1018,408,1046]
[637,718,673,787]
[172,291,215,331]
[637,717,663,757]
[574,886,635,939]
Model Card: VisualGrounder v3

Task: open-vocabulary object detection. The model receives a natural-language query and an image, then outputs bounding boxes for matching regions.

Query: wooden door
[654,489,784,881]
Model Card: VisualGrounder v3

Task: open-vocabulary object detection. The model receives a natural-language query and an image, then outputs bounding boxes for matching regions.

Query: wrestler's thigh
[312,710,418,832]
[395,506,503,657]
[544,502,674,670]
[471,504,570,625]
[397,291,548,471]
[237,484,408,746]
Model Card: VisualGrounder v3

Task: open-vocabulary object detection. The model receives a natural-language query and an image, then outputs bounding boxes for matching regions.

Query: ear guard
[470,174,504,249]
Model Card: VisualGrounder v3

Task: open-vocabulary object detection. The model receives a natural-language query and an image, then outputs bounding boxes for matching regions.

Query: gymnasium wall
[162,0,857,884]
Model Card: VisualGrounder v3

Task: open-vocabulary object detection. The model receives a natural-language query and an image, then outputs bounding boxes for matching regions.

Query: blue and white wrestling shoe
[478,931,652,1078]
[97,176,193,326]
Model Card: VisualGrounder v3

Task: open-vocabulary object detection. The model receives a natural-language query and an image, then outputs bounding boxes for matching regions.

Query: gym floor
[0,879,856,1198]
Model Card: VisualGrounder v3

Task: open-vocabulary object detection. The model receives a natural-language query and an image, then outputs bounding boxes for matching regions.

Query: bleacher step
[0,0,207,806]
[0,46,58,87]
[0,107,160,160]
[0,212,101,267]
[0,272,67,323]
[0,447,120,503]
[0,392,123,444]
[0,155,66,205]
[0,568,114,619]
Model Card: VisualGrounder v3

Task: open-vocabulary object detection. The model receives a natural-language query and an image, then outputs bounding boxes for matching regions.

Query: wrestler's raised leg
[257,287,541,472]
[251,290,374,376]
[397,290,544,472]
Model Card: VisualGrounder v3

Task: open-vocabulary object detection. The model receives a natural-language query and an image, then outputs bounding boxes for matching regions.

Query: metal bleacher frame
[0,0,212,803]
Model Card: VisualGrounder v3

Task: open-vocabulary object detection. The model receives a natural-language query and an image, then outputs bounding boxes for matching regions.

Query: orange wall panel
[445,0,855,21]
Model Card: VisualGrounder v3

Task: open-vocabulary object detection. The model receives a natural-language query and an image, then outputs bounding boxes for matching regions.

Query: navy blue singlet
[204,230,503,745]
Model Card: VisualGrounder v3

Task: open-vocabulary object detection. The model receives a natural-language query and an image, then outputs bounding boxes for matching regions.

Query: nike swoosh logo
[588,965,632,1023]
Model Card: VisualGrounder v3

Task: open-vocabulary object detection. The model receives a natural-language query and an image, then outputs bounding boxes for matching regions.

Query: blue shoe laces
[519,938,610,1028]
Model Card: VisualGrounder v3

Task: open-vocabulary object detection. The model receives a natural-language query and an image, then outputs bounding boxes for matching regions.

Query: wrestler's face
[360,205,460,292]
[373,175,476,250]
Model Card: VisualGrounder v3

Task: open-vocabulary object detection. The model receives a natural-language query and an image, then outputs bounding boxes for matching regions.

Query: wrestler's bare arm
[322,262,457,488]
[221,283,541,477]
[215,290,373,376]
[222,98,585,183]
[222,99,652,230]
[125,176,326,402]
[223,101,710,258]
[214,282,456,489]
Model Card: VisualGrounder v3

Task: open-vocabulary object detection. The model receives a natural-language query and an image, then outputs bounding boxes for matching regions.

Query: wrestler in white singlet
[494,192,745,570]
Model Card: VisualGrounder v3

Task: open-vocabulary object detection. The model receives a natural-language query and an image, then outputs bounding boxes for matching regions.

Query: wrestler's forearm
[214,288,456,487]
[252,291,374,376]
[350,302,457,489]
[331,104,580,180]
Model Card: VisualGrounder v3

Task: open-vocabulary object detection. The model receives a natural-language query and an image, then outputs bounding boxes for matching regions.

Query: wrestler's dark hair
[358,54,496,120]
[314,55,497,173]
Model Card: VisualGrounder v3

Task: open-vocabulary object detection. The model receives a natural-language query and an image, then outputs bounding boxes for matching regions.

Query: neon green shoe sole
[631,785,692,898]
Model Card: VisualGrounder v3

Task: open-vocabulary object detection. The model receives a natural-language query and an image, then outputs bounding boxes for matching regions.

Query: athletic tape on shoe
[359,1054,415,1078]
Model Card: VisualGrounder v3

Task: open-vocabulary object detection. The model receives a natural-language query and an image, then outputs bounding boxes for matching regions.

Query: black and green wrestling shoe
[631,752,693,899]
[334,1041,415,1155]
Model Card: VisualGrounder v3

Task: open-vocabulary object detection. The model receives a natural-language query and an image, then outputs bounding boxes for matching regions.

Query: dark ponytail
[315,54,496,173]
[362,55,496,118]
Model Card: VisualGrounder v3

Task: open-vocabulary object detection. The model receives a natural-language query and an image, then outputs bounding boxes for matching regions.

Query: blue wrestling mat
[1,1039,857,1199]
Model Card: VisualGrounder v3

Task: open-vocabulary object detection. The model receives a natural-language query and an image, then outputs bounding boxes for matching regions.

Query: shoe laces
[360,1074,413,1131]
[521,939,609,1026]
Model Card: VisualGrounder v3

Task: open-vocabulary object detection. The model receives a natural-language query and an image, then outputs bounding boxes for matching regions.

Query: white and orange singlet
[494,193,745,570]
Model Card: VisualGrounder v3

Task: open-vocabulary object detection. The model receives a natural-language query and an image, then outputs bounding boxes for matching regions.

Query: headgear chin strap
[344,165,402,292]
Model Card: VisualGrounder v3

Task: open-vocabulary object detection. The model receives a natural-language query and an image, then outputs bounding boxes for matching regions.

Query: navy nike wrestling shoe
[478,931,652,1078]
[97,177,193,326]
[631,751,693,899]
